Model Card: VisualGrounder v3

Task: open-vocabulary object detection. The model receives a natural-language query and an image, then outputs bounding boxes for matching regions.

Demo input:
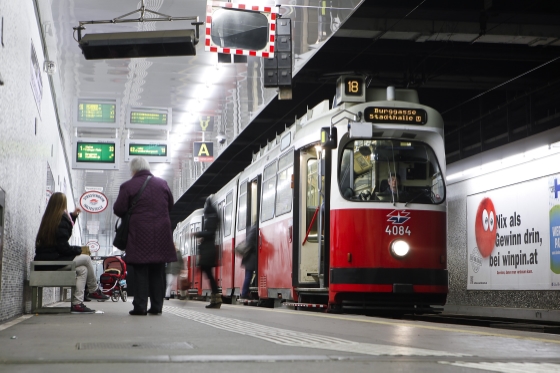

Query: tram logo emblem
[474,197,497,258]
[386,210,410,225]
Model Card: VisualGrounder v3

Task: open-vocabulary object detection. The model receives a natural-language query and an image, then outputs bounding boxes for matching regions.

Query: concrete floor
[1,298,560,372]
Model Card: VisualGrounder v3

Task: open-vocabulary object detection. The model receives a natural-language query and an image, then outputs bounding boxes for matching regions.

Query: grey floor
[1,298,560,372]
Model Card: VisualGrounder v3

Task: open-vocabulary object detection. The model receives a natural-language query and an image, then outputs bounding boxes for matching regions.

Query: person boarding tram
[193,195,222,309]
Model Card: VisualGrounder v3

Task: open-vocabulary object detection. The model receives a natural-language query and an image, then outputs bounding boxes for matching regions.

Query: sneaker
[83,291,92,302]
[88,288,109,301]
[71,303,95,314]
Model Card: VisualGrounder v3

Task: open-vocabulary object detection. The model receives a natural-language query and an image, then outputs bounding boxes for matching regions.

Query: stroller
[99,256,128,302]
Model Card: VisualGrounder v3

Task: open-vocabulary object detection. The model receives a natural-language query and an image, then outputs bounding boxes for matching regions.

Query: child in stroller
[99,256,128,302]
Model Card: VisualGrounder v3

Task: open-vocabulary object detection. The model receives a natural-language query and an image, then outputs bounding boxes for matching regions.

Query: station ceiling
[172,0,560,227]
[42,0,560,245]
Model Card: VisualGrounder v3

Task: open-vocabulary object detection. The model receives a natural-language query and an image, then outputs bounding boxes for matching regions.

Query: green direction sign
[129,144,167,157]
[76,142,116,163]
[78,102,116,123]
[130,111,167,125]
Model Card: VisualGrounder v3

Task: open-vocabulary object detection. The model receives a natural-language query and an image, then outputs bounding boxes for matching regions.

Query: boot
[205,293,222,309]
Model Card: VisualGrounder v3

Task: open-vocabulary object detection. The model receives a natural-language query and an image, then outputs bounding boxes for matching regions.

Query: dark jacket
[113,169,177,264]
[241,224,258,271]
[195,203,218,268]
[34,213,81,261]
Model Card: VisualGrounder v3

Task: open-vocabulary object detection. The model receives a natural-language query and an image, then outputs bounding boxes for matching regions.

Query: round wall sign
[87,240,100,253]
[80,191,109,213]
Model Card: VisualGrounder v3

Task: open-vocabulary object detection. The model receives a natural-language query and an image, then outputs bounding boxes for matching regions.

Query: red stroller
[99,256,128,302]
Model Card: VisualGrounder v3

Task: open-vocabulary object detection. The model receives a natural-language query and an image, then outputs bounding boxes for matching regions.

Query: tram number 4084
[385,225,411,236]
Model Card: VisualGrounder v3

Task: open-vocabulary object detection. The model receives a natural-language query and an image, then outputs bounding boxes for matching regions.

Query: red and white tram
[175,75,448,312]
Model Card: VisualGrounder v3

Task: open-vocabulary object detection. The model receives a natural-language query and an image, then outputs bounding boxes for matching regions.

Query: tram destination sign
[130,110,167,125]
[76,142,116,163]
[78,102,116,123]
[364,107,428,125]
[128,143,167,157]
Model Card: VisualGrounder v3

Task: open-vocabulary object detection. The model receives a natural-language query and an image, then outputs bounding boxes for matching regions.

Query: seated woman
[34,192,108,313]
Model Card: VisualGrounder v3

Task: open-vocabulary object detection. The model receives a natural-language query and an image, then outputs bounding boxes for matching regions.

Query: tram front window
[339,140,445,204]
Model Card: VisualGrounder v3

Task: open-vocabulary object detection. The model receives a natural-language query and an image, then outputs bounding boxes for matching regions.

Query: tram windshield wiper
[405,188,431,207]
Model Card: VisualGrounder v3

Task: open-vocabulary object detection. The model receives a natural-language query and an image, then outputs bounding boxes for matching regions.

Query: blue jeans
[241,270,253,297]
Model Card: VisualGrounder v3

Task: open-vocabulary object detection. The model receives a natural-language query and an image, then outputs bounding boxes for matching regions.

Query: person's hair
[204,195,216,215]
[130,157,151,174]
[36,192,67,247]
[389,173,401,181]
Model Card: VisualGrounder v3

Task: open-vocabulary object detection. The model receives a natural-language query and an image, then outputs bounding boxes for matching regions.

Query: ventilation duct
[78,30,197,60]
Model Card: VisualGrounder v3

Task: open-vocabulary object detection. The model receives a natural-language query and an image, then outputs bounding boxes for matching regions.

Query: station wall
[446,126,560,320]
[0,1,79,321]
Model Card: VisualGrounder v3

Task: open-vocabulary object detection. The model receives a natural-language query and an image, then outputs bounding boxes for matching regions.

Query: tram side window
[306,158,319,242]
[191,223,199,256]
[261,161,277,221]
[276,150,294,216]
[338,139,445,204]
[237,181,247,231]
[182,228,189,256]
[224,191,233,237]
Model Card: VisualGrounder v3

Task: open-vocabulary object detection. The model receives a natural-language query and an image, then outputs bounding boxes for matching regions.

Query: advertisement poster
[467,174,560,290]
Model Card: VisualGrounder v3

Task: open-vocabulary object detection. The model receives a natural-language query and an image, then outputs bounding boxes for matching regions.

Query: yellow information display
[78,103,116,123]
[130,111,167,125]
[364,107,428,125]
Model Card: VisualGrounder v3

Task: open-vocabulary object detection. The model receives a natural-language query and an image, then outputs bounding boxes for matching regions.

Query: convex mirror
[211,8,268,50]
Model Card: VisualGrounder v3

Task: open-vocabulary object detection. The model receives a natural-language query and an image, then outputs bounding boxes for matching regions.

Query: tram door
[247,177,261,297]
[190,220,202,294]
[298,146,321,285]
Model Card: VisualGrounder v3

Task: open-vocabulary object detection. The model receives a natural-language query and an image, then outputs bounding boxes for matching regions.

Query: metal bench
[30,261,76,313]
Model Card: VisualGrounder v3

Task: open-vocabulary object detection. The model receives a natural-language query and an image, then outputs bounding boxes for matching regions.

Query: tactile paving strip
[163,306,468,357]
[440,362,560,373]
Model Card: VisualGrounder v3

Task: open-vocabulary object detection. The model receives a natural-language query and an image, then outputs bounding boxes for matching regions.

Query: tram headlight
[390,240,410,258]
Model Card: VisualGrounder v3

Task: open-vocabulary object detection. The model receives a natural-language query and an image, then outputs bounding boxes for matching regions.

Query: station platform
[1,298,560,372]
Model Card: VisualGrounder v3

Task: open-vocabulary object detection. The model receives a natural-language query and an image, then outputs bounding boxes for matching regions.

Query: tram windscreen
[338,140,445,204]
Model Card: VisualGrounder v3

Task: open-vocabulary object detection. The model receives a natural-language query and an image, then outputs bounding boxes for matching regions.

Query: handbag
[113,176,152,251]
[235,242,251,258]
[179,274,190,291]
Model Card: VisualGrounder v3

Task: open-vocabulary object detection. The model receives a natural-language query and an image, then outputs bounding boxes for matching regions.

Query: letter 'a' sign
[193,141,214,162]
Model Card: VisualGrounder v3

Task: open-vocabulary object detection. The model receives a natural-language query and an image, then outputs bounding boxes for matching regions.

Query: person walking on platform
[193,195,222,309]
[165,246,185,300]
[35,192,109,313]
[240,223,257,300]
[113,157,177,316]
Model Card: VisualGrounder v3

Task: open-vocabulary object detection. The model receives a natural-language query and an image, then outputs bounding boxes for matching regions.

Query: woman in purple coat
[113,157,177,316]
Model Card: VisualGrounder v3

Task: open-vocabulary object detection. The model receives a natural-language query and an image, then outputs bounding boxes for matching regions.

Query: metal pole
[317,150,324,288]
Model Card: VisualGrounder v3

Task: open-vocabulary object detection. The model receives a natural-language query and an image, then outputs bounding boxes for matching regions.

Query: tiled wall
[0,1,77,321]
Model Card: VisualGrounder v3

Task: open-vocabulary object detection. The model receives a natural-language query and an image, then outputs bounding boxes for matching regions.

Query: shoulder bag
[113,176,152,251]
